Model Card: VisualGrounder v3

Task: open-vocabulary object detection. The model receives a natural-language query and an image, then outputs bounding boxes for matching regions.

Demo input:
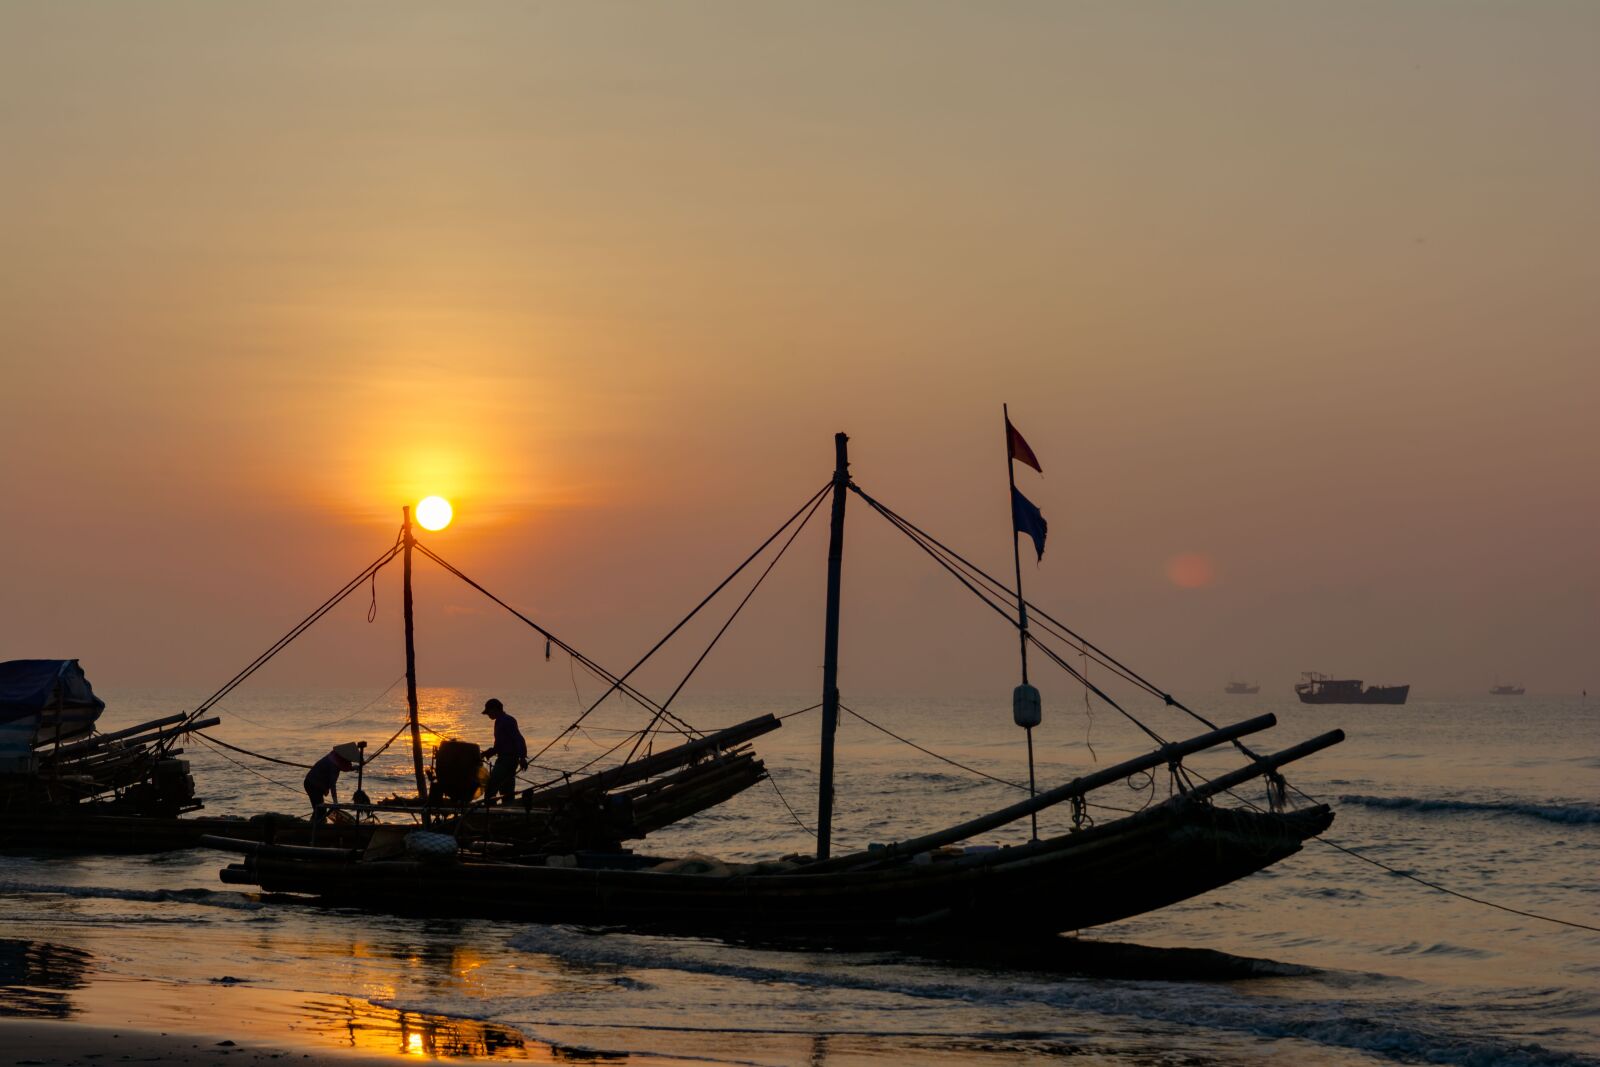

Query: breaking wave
[501,928,1600,1067]
[1338,795,1600,825]
[0,879,264,912]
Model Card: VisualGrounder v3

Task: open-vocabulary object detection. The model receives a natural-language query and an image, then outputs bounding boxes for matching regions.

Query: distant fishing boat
[1294,672,1409,705]
[1489,683,1526,696]
[1224,679,1260,695]
[208,429,1345,942]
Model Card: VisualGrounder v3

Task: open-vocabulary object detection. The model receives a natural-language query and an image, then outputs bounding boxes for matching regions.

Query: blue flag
[1011,487,1047,561]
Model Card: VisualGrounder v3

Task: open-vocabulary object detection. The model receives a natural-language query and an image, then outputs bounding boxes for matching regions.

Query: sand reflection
[300,995,534,1057]
[0,938,91,1019]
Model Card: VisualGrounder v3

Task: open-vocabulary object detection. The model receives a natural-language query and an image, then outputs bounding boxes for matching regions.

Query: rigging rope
[522,481,832,764]
[193,731,312,769]
[307,672,408,729]
[172,539,403,739]
[523,726,646,791]
[850,484,1268,761]
[415,542,694,738]
[850,482,1166,746]
[765,770,815,838]
[624,487,830,763]
[191,732,305,794]
[1025,634,1167,745]
[365,717,413,763]
[851,486,1153,691]
[839,703,1028,792]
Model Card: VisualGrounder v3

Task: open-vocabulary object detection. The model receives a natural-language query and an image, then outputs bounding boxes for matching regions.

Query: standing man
[304,741,361,823]
[481,698,528,803]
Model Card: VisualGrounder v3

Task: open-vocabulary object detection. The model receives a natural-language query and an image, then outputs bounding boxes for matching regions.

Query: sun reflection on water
[300,994,536,1059]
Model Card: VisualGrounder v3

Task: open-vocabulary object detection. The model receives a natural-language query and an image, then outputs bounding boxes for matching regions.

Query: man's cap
[482,698,504,716]
[332,742,362,763]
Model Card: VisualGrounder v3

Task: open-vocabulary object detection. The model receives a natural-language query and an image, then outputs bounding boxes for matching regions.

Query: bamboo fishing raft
[2,515,788,855]
[0,659,236,850]
[206,432,1346,941]
[0,662,777,855]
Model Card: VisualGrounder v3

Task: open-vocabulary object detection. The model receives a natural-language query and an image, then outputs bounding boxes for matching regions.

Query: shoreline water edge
[0,691,1595,1066]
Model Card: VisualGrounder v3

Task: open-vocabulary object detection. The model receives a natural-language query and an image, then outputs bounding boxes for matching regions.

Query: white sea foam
[0,879,264,912]
[1339,794,1600,825]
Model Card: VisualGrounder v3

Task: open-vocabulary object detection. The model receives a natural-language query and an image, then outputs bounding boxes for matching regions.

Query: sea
[0,687,1596,1066]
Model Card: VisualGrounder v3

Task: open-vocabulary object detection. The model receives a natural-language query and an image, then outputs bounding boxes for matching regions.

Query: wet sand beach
[0,980,711,1065]
[0,1020,408,1066]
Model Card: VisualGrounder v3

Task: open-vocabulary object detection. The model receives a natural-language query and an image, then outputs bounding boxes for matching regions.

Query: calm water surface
[0,687,1595,1065]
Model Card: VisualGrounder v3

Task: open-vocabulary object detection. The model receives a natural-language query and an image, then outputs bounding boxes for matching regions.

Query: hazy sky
[2,2,1595,712]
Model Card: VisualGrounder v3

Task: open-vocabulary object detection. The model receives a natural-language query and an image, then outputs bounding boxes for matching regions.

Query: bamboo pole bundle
[804,714,1279,873]
[45,714,188,759]
[526,715,781,803]
[42,716,219,762]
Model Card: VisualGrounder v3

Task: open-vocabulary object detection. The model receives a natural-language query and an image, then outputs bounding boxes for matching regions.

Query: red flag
[1006,418,1042,473]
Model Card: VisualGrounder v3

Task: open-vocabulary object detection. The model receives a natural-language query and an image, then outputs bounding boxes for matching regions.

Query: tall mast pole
[402,505,426,803]
[1005,404,1040,840]
[816,432,850,861]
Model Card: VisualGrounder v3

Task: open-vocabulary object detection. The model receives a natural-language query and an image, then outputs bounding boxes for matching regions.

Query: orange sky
[1,2,1595,705]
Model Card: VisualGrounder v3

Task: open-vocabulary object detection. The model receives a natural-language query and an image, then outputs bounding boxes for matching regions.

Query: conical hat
[333,742,362,763]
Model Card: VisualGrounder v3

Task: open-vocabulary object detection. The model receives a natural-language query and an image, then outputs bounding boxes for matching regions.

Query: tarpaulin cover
[0,660,106,768]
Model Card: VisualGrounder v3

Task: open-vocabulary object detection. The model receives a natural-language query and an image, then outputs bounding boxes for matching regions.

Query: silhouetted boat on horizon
[1489,683,1526,696]
[1224,679,1260,695]
[1295,672,1409,705]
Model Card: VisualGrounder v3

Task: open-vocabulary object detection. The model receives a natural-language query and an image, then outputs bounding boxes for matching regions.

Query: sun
[415,496,453,531]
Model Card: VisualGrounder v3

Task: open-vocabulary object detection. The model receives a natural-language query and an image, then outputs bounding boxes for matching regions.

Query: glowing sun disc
[416,496,453,531]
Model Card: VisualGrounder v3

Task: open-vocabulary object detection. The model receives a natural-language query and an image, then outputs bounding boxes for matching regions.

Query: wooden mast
[402,505,426,802]
[1004,404,1040,841]
[816,432,849,861]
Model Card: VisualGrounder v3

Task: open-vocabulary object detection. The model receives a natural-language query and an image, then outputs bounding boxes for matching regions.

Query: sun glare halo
[416,496,453,531]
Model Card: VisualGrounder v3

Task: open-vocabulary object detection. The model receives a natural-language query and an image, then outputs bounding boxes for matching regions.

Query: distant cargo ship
[1224,679,1260,695]
[1489,683,1526,696]
[1294,672,1409,705]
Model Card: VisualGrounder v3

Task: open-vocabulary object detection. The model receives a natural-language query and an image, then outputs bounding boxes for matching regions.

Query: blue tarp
[0,660,105,768]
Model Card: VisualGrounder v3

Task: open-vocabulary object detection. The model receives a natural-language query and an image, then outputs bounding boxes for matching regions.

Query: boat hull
[0,812,297,853]
[223,802,1333,941]
[1295,684,1408,705]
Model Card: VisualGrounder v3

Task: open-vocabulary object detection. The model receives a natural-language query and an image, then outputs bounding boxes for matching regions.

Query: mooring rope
[1170,760,1600,935]
[1311,835,1600,934]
